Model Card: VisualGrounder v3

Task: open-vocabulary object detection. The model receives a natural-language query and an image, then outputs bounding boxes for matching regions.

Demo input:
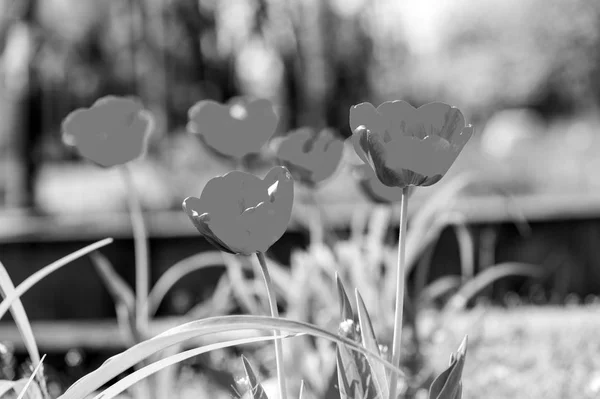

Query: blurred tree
[0,0,45,211]
[2,0,600,210]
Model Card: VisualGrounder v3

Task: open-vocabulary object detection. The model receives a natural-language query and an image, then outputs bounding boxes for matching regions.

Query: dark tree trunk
[1,0,43,210]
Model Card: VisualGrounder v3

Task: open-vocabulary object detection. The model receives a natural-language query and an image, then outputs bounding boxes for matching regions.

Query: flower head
[61,95,154,168]
[273,127,344,187]
[183,166,294,255]
[187,96,279,160]
[350,101,473,188]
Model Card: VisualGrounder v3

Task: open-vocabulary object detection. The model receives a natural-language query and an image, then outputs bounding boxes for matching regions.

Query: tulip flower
[183,166,294,399]
[349,101,473,188]
[183,166,294,255]
[273,127,344,187]
[187,96,279,160]
[62,95,155,168]
[62,95,156,344]
[349,100,474,399]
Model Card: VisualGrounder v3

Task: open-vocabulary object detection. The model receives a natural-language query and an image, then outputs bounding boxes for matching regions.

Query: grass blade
[355,290,389,399]
[147,251,225,316]
[0,381,17,397]
[0,238,114,321]
[92,335,290,399]
[428,337,468,399]
[89,251,139,345]
[60,315,405,399]
[453,225,475,281]
[15,354,46,399]
[241,355,269,399]
[444,262,546,311]
[336,274,355,322]
[297,380,305,399]
[419,276,463,305]
[337,315,379,399]
[0,261,40,365]
[336,346,364,399]
[90,252,135,312]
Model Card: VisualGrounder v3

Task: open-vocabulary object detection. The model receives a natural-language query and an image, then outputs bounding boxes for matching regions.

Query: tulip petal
[386,135,457,176]
[417,103,466,143]
[349,100,473,189]
[351,126,372,166]
[182,197,237,254]
[61,96,153,168]
[183,167,294,255]
[355,165,408,203]
[349,102,388,136]
[452,125,475,150]
[419,174,444,187]
[377,100,419,139]
[262,166,295,219]
[185,174,258,254]
[314,136,344,183]
[61,109,88,147]
[253,166,295,252]
[358,128,408,187]
[188,97,279,159]
[276,128,344,185]
[277,129,313,160]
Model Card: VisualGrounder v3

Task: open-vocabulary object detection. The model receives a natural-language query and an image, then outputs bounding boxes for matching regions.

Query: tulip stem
[307,189,324,247]
[256,251,288,399]
[388,186,410,399]
[120,165,150,336]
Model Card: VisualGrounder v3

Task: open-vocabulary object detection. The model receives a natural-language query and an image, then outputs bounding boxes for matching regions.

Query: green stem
[388,186,410,399]
[256,251,288,399]
[307,189,324,247]
[120,165,150,336]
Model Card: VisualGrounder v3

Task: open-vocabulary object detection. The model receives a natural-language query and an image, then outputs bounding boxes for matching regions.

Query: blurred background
[1,0,600,398]
[1,0,600,212]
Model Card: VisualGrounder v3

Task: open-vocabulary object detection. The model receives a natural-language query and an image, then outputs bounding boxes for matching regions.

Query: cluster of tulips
[59,94,474,399]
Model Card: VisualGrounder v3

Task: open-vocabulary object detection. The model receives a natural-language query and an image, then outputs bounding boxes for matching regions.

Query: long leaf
[147,251,225,316]
[0,261,40,365]
[336,274,354,322]
[444,262,546,311]
[0,381,17,397]
[429,337,468,399]
[453,225,474,280]
[336,347,364,399]
[60,315,406,399]
[90,252,135,312]
[92,335,289,399]
[419,276,463,305]
[0,238,114,321]
[355,290,389,399]
[336,307,379,399]
[15,354,46,399]
[297,380,305,399]
[241,355,269,399]
[89,252,139,344]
